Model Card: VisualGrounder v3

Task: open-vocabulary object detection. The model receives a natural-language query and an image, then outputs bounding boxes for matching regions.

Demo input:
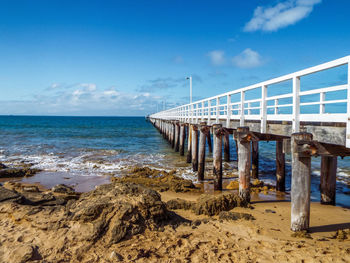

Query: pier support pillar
[234,138,239,162]
[207,128,213,153]
[251,141,259,179]
[276,140,286,192]
[166,122,170,142]
[213,123,224,190]
[171,123,175,148]
[291,132,312,231]
[174,122,180,152]
[186,125,192,163]
[237,127,251,203]
[198,122,209,181]
[179,124,186,156]
[223,130,230,162]
[320,156,337,205]
[191,125,199,171]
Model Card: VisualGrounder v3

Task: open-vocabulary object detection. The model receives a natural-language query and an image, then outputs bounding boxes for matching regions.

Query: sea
[0,115,349,207]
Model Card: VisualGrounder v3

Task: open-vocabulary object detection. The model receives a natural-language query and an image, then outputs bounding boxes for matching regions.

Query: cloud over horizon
[244,0,322,32]
[207,50,226,66]
[0,83,163,116]
[232,48,263,68]
[207,48,263,69]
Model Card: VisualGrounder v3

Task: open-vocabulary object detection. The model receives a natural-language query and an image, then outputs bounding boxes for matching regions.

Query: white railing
[150,55,350,147]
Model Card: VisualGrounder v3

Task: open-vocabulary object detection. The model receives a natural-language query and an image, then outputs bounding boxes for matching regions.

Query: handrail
[150,55,350,147]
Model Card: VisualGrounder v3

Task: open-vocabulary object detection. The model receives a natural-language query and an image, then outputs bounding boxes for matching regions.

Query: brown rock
[193,192,247,216]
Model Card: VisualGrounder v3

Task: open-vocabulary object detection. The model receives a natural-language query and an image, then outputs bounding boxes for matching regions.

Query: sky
[0,0,349,116]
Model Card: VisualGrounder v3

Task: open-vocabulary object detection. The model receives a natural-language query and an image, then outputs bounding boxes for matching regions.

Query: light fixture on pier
[186,76,192,104]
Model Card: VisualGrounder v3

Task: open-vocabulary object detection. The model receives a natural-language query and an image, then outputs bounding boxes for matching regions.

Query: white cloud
[232,48,263,68]
[207,50,225,66]
[0,83,165,116]
[244,0,321,32]
[173,56,184,64]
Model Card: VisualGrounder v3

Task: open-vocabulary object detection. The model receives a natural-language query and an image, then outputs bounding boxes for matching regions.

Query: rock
[219,211,255,221]
[251,179,264,187]
[22,185,39,192]
[110,251,124,261]
[113,167,199,193]
[7,244,35,263]
[265,209,276,214]
[0,186,22,202]
[67,182,171,244]
[0,163,8,169]
[332,229,350,240]
[291,230,312,239]
[193,192,247,216]
[226,181,239,190]
[166,198,194,210]
[0,167,40,178]
[52,184,75,194]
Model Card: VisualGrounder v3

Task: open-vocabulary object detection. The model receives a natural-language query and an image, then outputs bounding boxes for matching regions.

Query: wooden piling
[191,125,199,171]
[186,125,192,163]
[174,122,180,152]
[234,139,239,162]
[179,124,185,156]
[213,123,223,190]
[251,141,259,179]
[171,123,175,148]
[198,122,208,181]
[276,140,286,192]
[207,129,213,153]
[237,127,251,203]
[320,156,337,205]
[291,132,312,231]
[223,130,230,162]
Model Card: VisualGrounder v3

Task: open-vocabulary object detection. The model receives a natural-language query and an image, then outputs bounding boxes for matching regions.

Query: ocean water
[0,116,349,207]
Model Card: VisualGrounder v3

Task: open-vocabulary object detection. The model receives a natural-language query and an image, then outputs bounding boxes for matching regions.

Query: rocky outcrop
[0,186,22,202]
[0,163,40,178]
[66,182,170,244]
[113,167,199,193]
[166,192,248,216]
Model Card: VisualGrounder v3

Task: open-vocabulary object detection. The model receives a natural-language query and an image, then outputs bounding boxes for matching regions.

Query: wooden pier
[148,56,350,232]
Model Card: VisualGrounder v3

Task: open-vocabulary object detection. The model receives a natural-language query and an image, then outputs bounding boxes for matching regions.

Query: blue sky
[0,0,349,116]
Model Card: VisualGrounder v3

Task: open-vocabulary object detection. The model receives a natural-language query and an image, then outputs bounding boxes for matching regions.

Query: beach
[0,167,349,262]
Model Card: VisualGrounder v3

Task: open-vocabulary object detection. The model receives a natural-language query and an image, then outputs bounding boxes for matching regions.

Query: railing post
[292,76,300,133]
[216,97,220,123]
[226,94,231,128]
[346,58,350,148]
[201,101,205,122]
[240,91,245,126]
[261,85,267,133]
[207,100,211,125]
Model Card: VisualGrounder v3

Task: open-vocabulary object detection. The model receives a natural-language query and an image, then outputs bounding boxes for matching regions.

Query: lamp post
[186,76,192,104]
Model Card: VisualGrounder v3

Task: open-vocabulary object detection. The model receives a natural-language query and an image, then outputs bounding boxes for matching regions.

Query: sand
[0,166,349,262]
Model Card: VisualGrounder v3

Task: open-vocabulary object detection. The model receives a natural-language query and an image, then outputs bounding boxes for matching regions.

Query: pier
[148,55,350,232]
